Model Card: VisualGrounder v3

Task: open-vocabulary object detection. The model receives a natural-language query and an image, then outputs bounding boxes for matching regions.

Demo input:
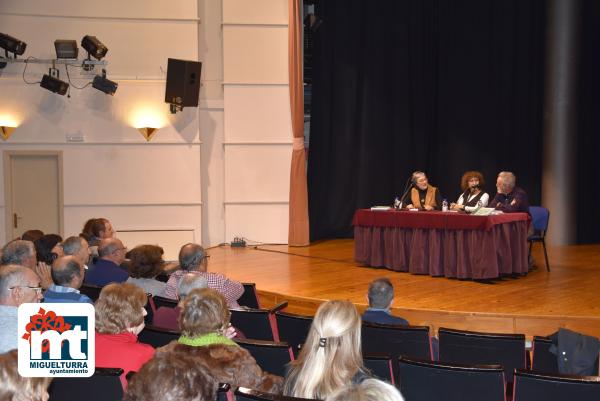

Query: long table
[353,209,530,279]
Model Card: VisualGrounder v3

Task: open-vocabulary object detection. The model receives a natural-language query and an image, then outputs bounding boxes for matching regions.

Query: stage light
[54,39,78,59]
[81,35,108,60]
[0,33,27,56]
[92,69,118,95]
[40,74,69,96]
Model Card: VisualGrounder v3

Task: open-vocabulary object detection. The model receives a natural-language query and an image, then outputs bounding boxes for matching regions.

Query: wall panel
[223,0,287,24]
[225,204,289,244]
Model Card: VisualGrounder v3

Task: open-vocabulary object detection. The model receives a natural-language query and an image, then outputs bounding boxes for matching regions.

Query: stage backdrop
[308,0,546,240]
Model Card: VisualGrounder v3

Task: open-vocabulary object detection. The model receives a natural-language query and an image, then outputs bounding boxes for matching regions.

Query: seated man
[85,238,128,286]
[43,256,92,304]
[164,243,244,308]
[490,171,529,213]
[62,236,92,270]
[1,240,53,289]
[362,278,408,325]
[401,171,442,211]
[153,273,208,330]
[0,265,43,353]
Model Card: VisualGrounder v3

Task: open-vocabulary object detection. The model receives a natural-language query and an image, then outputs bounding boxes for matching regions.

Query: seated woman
[0,349,52,401]
[126,245,168,297]
[283,300,370,399]
[450,171,489,213]
[402,171,442,210]
[95,283,155,389]
[157,288,282,393]
[327,378,405,401]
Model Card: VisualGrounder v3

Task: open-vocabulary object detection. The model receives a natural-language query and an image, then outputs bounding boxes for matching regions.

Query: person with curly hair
[126,245,168,297]
[450,171,489,213]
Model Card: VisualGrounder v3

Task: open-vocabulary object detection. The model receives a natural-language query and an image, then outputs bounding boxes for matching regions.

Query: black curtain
[576,0,600,244]
[308,0,546,240]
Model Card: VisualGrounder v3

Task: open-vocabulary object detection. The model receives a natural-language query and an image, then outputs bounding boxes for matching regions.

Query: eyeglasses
[10,286,43,294]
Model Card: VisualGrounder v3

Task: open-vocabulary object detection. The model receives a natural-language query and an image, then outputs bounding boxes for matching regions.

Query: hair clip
[319,337,327,347]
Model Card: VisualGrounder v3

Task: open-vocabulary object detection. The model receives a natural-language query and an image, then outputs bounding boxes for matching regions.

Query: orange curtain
[288,0,310,246]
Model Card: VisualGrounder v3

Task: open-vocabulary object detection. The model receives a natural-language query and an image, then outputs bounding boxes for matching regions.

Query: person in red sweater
[95,283,154,389]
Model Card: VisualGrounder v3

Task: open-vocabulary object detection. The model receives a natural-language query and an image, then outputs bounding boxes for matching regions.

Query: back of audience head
[1,240,36,269]
[51,256,84,289]
[34,234,63,265]
[0,349,52,401]
[98,238,127,265]
[95,283,147,335]
[179,288,229,338]
[21,229,44,243]
[326,379,405,401]
[128,245,164,279]
[0,264,43,306]
[81,218,114,242]
[62,236,91,266]
[124,352,216,401]
[367,278,395,309]
[178,273,208,300]
[284,300,363,399]
[178,243,208,272]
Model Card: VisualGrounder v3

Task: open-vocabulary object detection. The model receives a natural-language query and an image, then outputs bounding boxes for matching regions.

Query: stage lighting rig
[54,40,78,59]
[81,35,107,71]
[92,69,118,95]
[40,67,69,96]
[0,32,27,68]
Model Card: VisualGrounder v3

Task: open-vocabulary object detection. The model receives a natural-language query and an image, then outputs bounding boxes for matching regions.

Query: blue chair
[528,206,550,271]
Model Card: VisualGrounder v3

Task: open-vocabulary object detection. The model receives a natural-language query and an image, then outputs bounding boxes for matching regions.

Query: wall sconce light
[137,127,158,142]
[1,126,16,141]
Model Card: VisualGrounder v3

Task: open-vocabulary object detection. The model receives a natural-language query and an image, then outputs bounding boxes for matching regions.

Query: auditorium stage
[208,240,600,339]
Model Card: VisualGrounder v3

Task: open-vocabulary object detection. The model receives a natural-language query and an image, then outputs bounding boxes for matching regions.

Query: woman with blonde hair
[326,378,405,401]
[283,300,369,399]
[95,283,154,389]
[0,350,52,401]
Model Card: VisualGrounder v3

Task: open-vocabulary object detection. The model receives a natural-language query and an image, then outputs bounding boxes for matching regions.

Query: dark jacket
[550,328,600,376]
[362,309,409,326]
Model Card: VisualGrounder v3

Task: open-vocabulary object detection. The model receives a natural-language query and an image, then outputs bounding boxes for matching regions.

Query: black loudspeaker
[164,58,202,110]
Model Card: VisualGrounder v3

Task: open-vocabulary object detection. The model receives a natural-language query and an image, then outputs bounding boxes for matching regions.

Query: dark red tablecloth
[353,209,530,279]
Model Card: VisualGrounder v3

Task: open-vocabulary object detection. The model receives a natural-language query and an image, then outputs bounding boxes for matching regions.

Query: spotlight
[92,69,118,95]
[81,35,108,60]
[0,32,27,56]
[40,74,69,96]
[54,40,78,59]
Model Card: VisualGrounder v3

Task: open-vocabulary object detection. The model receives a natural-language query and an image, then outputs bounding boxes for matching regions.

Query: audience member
[327,378,405,401]
[34,234,63,265]
[0,349,52,401]
[0,265,43,353]
[153,273,207,330]
[401,171,442,211]
[126,245,168,297]
[43,256,92,304]
[490,171,529,213]
[124,352,217,401]
[164,243,243,308]
[62,236,92,269]
[0,239,53,289]
[85,238,128,286]
[21,229,44,242]
[95,283,154,389]
[450,171,490,213]
[157,288,282,393]
[283,300,369,399]
[81,217,115,246]
[362,278,408,325]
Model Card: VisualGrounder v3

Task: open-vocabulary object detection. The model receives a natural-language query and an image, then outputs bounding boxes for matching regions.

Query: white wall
[0,0,293,247]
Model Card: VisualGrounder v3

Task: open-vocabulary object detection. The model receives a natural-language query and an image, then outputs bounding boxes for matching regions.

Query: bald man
[0,265,43,353]
[43,256,92,304]
[84,238,128,287]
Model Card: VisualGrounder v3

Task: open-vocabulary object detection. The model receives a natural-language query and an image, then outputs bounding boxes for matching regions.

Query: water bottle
[442,199,448,212]
[394,197,401,209]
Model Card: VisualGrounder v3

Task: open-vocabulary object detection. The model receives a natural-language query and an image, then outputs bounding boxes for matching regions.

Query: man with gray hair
[153,273,208,330]
[490,171,529,213]
[62,236,91,269]
[84,238,128,286]
[1,240,53,289]
[164,243,244,308]
[43,256,92,304]
[0,265,43,353]
[362,278,408,325]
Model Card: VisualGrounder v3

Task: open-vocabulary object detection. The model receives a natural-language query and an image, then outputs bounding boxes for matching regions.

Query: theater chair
[48,367,123,401]
[79,283,102,302]
[513,369,600,401]
[138,324,180,348]
[235,387,317,401]
[230,301,288,342]
[275,311,313,356]
[398,357,505,401]
[438,327,526,388]
[532,335,600,374]
[235,338,295,376]
[238,283,261,309]
[148,294,178,312]
[363,354,395,384]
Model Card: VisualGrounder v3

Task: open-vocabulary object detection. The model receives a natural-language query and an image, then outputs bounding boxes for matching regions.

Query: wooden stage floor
[208,239,600,339]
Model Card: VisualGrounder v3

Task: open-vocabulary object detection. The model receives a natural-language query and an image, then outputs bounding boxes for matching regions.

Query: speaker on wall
[164,58,202,112]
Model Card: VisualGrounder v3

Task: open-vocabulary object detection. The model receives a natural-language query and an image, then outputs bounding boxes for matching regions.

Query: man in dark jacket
[362,278,408,325]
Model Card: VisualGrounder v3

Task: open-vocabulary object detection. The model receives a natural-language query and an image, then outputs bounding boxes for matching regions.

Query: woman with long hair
[283,300,369,399]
